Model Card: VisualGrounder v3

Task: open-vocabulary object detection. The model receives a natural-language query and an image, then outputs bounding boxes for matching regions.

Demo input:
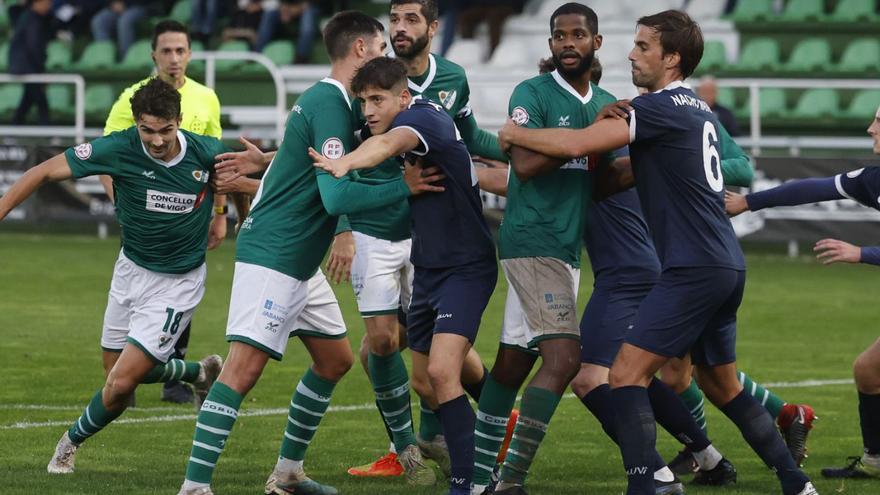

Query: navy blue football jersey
[391,98,496,268]
[585,188,660,281]
[626,82,745,270]
[836,167,880,210]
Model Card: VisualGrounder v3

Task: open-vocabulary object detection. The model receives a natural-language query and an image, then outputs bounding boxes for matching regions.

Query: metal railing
[192,51,287,143]
[0,73,86,142]
[715,78,880,156]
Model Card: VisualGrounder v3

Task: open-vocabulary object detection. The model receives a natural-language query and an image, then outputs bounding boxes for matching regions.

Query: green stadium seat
[120,39,154,72]
[47,84,73,119]
[0,42,8,72]
[779,0,825,21]
[0,3,9,33]
[170,0,192,24]
[789,88,839,119]
[732,37,780,72]
[310,40,331,65]
[758,88,787,118]
[695,41,726,73]
[85,84,117,119]
[215,40,249,72]
[262,40,295,66]
[837,38,880,73]
[75,41,117,70]
[730,0,775,22]
[0,84,24,114]
[845,90,880,119]
[46,41,73,71]
[783,38,831,72]
[188,40,205,73]
[718,87,737,110]
[829,0,878,22]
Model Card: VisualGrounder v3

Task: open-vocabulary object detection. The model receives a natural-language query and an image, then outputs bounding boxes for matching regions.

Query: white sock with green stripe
[141,358,201,384]
[278,369,337,464]
[184,381,243,487]
[67,390,125,444]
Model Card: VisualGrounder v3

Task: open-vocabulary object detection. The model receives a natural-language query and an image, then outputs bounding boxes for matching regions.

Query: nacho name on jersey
[146,189,198,214]
[669,92,712,113]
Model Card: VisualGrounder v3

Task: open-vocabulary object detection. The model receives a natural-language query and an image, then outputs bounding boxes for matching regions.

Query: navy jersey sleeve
[835,167,880,211]
[627,92,688,144]
[391,101,456,157]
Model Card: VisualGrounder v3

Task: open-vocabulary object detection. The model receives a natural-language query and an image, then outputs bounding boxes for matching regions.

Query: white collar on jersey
[654,80,692,93]
[551,70,593,104]
[321,77,352,110]
[141,130,188,168]
[407,53,437,94]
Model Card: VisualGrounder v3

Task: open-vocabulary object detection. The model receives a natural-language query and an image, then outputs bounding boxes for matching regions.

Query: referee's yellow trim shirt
[103,76,222,138]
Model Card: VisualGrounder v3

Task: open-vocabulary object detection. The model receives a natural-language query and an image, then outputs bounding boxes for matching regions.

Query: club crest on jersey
[74,142,92,160]
[321,137,344,159]
[511,106,529,126]
[438,90,457,110]
[191,170,210,183]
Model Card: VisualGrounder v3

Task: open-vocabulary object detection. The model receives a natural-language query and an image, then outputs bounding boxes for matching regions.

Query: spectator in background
[255,0,318,63]
[91,0,153,59]
[9,0,53,125]
[222,0,263,48]
[455,0,525,61]
[190,0,226,45]
[698,75,741,136]
[53,1,105,39]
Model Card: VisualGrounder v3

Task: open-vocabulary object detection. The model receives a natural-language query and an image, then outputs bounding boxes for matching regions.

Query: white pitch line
[0,377,855,431]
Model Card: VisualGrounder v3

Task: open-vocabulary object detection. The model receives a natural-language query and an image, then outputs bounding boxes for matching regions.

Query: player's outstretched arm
[498,116,629,160]
[315,163,445,216]
[814,238,872,265]
[456,113,508,162]
[726,177,844,216]
[310,128,421,179]
[508,145,567,182]
[214,137,275,180]
[0,153,72,220]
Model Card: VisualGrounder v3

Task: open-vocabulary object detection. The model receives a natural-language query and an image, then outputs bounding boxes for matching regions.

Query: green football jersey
[498,72,617,267]
[346,104,410,242]
[65,128,226,274]
[408,53,472,121]
[235,78,411,280]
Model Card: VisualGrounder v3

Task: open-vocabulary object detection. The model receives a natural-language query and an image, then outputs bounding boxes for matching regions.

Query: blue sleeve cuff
[860,246,880,266]
[746,177,841,211]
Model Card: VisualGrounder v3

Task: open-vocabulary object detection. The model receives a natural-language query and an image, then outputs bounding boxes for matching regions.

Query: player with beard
[498,10,817,495]
[342,0,505,479]
[466,5,619,494]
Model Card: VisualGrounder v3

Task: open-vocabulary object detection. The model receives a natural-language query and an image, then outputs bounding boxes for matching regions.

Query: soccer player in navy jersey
[498,10,816,495]
[726,104,880,481]
[311,56,497,495]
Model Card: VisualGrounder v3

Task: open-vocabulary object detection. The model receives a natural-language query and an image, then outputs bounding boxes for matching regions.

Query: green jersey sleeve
[65,132,127,179]
[509,82,546,130]
[718,123,754,187]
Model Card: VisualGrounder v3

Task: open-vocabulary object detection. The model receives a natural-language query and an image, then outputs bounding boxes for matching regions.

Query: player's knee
[659,368,692,394]
[369,334,398,356]
[854,352,880,393]
[570,366,607,398]
[410,372,433,399]
[315,355,353,382]
[104,373,138,399]
[427,361,456,392]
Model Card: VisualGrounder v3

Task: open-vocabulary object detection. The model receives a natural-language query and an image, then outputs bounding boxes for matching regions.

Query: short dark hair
[130,77,181,122]
[390,0,439,23]
[322,11,385,62]
[352,57,408,95]
[550,2,598,36]
[637,10,703,79]
[152,20,190,50]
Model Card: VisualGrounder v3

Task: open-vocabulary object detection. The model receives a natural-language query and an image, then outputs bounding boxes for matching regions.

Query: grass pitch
[0,233,877,494]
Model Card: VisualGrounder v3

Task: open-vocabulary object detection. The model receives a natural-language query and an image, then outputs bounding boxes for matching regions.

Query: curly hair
[130,77,181,122]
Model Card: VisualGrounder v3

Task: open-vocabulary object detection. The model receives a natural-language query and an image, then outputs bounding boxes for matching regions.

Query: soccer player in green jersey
[0,77,225,475]
[343,0,507,476]
[176,12,443,495]
[101,19,227,405]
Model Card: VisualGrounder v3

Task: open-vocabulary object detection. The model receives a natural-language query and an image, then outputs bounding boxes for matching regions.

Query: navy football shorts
[625,266,745,366]
[407,259,498,354]
[580,278,655,367]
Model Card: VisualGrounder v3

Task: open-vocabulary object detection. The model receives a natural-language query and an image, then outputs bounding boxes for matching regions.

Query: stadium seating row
[731,0,878,23]
[719,87,880,124]
[696,37,880,76]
